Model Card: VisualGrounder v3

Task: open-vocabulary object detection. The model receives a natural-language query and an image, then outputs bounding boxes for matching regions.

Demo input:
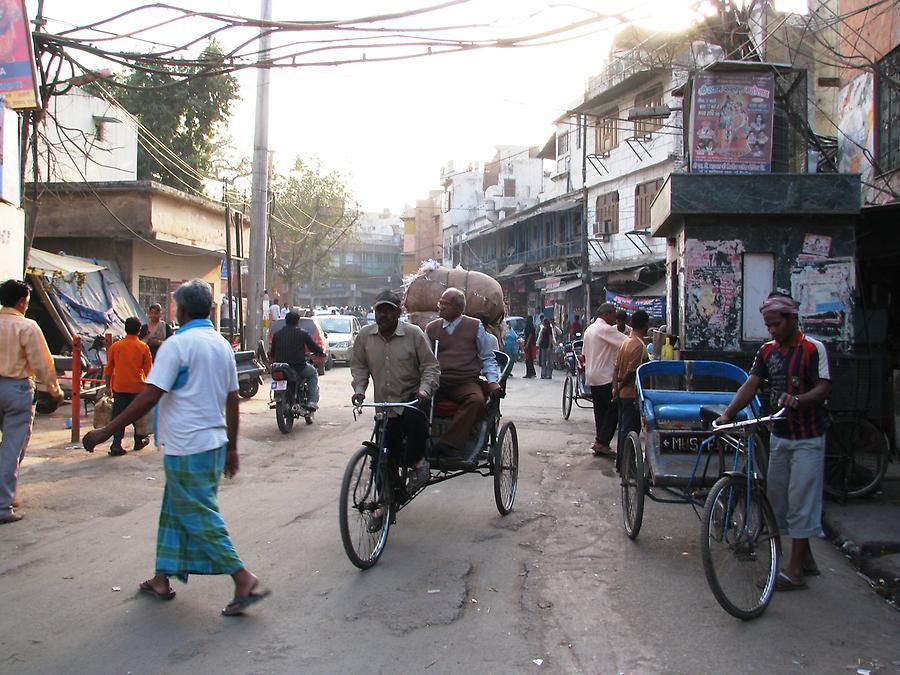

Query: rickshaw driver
[716,292,831,592]
[350,290,440,504]
[426,288,501,460]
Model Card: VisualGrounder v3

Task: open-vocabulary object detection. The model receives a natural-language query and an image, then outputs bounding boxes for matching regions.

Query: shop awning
[544,278,585,296]
[27,249,106,276]
[496,263,526,278]
[633,278,667,297]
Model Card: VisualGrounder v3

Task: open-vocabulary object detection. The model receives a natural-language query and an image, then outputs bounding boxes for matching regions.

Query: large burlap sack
[134,409,154,437]
[93,395,112,429]
[404,264,505,324]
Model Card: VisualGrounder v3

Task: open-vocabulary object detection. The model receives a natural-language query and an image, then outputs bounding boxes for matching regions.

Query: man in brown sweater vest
[426,288,501,458]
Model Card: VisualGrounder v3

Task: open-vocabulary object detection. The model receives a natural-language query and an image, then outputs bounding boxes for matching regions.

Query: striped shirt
[0,306,62,397]
[750,331,830,439]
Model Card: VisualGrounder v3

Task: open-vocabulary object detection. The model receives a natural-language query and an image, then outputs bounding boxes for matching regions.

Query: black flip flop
[222,586,272,616]
[139,579,176,600]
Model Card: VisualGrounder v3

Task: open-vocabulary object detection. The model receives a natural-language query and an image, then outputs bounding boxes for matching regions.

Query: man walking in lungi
[83,279,270,616]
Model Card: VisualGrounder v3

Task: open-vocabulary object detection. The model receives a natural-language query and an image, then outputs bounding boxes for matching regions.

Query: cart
[620,359,780,620]
[560,339,593,419]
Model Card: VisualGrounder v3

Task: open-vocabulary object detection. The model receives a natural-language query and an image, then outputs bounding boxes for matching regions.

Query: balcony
[501,239,581,266]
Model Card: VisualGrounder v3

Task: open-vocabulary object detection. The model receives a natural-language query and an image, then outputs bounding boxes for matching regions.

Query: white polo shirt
[145,320,239,456]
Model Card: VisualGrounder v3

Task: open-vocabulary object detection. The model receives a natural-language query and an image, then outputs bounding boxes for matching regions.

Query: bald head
[438,287,466,322]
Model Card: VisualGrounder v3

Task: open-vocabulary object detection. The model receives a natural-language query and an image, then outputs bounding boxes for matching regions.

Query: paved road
[2,363,898,674]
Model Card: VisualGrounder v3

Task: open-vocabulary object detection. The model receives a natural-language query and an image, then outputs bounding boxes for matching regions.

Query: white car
[317,314,361,364]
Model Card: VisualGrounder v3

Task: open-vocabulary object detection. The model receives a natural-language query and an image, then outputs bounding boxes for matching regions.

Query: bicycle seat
[700,405,727,429]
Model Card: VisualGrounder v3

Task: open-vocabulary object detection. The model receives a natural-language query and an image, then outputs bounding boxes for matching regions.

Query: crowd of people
[0,273,830,614]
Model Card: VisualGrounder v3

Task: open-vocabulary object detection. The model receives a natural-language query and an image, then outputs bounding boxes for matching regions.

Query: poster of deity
[690,71,775,174]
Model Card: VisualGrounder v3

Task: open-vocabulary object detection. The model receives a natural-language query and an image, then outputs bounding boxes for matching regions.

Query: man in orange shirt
[105,317,152,456]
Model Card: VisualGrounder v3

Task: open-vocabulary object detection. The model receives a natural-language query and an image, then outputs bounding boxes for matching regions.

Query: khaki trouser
[437,380,486,451]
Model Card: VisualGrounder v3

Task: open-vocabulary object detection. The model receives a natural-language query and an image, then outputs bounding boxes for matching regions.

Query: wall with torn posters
[791,258,855,347]
[683,238,744,351]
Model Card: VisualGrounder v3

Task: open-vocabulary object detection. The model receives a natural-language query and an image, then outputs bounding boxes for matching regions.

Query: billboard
[605,290,665,323]
[0,0,38,109]
[690,71,775,174]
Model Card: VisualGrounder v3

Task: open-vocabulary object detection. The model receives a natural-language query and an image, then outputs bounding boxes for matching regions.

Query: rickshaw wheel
[621,431,645,540]
[339,446,391,569]
[701,475,778,620]
[561,376,574,420]
[493,421,519,515]
[238,378,259,399]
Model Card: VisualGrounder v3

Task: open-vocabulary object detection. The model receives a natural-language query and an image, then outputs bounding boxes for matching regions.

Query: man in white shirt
[581,302,626,457]
[83,279,270,617]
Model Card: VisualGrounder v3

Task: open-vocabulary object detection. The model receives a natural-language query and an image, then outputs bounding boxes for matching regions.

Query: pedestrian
[105,317,153,456]
[502,322,518,373]
[616,309,632,335]
[268,298,282,323]
[582,303,627,457]
[139,303,173,361]
[0,279,64,524]
[612,310,650,472]
[716,291,830,592]
[522,313,538,378]
[83,279,270,616]
[537,318,555,379]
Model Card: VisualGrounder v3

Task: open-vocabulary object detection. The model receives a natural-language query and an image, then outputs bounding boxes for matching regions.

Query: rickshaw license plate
[660,433,718,453]
[271,381,288,391]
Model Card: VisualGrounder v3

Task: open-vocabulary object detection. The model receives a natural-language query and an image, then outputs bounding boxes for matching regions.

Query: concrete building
[31,89,138,183]
[30,181,247,324]
[296,209,403,308]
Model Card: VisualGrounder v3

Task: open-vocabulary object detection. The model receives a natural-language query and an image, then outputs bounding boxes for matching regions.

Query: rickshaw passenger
[350,290,439,495]
[426,288,501,459]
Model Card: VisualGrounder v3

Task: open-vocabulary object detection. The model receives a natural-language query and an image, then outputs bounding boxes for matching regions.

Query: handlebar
[352,399,426,422]
[711,408,787,433]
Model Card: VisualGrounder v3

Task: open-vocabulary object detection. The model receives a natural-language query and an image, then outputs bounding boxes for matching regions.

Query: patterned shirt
[749,331,830,439]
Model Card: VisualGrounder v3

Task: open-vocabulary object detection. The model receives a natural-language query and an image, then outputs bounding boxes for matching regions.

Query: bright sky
[30,0,807,213]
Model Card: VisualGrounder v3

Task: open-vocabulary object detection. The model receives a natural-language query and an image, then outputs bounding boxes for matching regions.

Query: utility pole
[246,0,272,350]
[580,112,592,317]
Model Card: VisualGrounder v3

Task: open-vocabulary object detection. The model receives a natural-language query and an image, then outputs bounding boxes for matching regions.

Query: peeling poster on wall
[791,258,855,346]
[684,239,744,351]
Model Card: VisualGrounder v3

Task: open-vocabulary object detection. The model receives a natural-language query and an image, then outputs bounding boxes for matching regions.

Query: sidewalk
[822,460,900,605]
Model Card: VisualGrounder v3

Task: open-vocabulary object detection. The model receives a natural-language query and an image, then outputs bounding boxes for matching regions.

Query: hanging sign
[0,0,39,110]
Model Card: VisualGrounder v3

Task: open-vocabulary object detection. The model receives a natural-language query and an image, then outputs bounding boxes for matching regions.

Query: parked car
[317,314,361,364]
[269,315,332,374]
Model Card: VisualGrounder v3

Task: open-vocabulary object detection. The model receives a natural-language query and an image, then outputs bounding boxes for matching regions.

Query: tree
[114,42,239,192]
[269,157,359,304]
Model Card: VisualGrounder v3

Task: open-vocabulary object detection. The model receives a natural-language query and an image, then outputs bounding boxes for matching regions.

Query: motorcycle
[269,362,314,433]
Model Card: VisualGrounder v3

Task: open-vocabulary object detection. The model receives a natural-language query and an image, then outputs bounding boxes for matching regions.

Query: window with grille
[557,125,569,156]
[633,84,664,139]
[138,276,171,321]
[503,178,516,197]
[594,191,619,236]
[878,46,900,174]
[595,109,619,156]
[634,178,664,231]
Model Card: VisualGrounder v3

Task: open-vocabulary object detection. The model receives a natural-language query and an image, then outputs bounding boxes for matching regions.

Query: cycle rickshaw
[560,338,593,419]
[620,359,783,620]
[339,351,519,569]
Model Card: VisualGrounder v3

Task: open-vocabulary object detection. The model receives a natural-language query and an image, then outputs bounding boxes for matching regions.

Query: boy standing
[105,317,152,456]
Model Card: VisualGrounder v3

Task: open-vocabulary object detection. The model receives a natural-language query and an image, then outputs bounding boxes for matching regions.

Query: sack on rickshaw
[93,395,113,429]
[404,261,505,325]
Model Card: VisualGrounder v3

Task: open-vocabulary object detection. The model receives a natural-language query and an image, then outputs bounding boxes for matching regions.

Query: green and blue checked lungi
[156,447,243,582]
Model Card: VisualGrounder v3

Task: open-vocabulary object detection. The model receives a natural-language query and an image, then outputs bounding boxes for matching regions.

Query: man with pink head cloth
[717,291,831,592]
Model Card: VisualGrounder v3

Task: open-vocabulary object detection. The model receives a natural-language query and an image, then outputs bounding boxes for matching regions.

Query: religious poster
[0,0,38,109]
[683,239,744,351]
[690,71,775,174]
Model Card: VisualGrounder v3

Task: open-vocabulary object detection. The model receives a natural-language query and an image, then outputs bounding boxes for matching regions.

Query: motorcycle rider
[270,311,324,416]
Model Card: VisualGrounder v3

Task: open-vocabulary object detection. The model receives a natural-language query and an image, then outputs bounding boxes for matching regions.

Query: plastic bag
[93,395,112,429]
